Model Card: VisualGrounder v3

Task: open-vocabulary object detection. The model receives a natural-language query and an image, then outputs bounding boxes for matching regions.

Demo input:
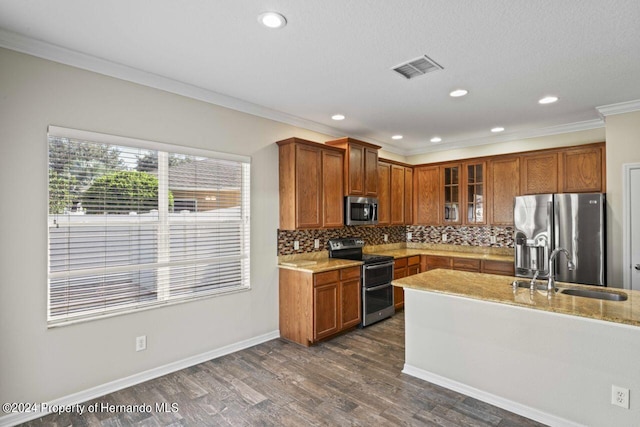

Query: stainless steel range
[328,238,395,327]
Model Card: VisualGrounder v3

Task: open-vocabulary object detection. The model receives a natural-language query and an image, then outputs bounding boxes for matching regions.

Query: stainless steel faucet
[546,248,575,291]
[530,270,540,291]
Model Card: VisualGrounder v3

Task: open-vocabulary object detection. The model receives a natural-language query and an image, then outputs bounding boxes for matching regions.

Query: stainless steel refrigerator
[514,193,606,286]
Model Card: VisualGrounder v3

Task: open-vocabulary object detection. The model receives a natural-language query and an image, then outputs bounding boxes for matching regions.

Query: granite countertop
[277,258,362,273]
[393,268,640,327]
[278,245,514,273]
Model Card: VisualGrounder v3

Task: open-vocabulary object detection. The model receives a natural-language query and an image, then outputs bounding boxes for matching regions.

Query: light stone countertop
[393,268,640,328]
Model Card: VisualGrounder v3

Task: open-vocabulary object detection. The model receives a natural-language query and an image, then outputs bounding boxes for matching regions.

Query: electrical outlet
[136,335,147,352]
[314,239,320,249]
[406,232,412,241]
[490,235,497,244]
[612,385,630,409]
[293,240,299,250]
[442,233,447,242]
[383,234,388,243]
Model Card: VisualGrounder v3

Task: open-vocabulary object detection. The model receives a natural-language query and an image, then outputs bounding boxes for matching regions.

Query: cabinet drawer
[394,257,408,269]
[453,258,481,272]
[407,265,420,276]
[394,267,407,280]
[482,260,515,276]
[425,256,452,270]
[407,256,420,266]
[314,270,339,286]
[340,266,361,281]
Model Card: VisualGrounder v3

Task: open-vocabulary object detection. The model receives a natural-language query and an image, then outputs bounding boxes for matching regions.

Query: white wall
[603,110,640,288]
[0,47,334,409]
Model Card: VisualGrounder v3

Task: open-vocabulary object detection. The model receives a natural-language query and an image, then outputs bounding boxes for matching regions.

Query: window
[47,126,250,326]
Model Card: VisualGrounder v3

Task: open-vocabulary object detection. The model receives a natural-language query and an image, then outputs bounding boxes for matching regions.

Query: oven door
[362,282,394,327]
[362,262,394,287]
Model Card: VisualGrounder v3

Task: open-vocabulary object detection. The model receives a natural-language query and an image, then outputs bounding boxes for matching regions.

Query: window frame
[46,126,251,327]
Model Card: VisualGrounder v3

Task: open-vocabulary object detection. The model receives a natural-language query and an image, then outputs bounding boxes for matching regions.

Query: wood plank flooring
[21,312,547,426]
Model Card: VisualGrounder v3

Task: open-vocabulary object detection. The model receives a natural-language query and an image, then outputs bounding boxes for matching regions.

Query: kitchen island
[393,269,640,427]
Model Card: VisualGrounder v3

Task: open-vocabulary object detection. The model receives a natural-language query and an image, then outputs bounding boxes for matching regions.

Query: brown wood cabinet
[463,160,487,225]
[377,161,391,225]
[481,260,515,276]
[420,255,514,277]
[559,145,604,193]
[489,156,520,226]
[414,165,440,225]
[280,265,361,346]
[325,137,380,197]
[393,255,420,309]
[277,138,344,230]
[521,152,559,194]
[441,163,462,225]
[379,159,413,225]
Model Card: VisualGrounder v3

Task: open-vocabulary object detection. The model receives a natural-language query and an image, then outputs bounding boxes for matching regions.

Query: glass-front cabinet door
[465,161,486,224]
[442,164,461,224]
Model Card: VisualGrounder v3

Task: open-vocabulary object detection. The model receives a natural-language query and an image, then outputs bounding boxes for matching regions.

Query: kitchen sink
[558,288,628,301]
[511,280,549,292]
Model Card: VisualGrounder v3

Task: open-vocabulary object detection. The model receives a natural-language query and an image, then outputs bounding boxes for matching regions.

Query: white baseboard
[0,330,280,427]
[402,364,585,427]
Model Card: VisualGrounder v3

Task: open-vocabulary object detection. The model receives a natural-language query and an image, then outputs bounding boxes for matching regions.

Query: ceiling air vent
[392,55,443,79]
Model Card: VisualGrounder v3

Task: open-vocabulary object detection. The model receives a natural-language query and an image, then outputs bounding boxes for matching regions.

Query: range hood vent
[392,55,443,79]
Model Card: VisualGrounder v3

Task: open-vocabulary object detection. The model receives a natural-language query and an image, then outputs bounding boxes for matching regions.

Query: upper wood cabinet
[377,161,391,225]
[521,152,559,195]
[489,156,520,226]
[414,165,440,225]
[441,163,462,225]
[378,159,413,225]
[559,145,605,193]
[463,161,487,225]
[325,137,380,196]
[277,138,344,230]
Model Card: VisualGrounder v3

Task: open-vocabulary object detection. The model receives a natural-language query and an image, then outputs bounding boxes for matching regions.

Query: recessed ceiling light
[331,114,345,121]
[449,89,468,97]
[392,135,403,140]
[491,127,505,133]
[258,12,287,29]
[539,96,558,104]
[430,137,442,143]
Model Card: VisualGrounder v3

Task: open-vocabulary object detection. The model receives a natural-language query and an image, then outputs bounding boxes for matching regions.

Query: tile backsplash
[277,224,514,256]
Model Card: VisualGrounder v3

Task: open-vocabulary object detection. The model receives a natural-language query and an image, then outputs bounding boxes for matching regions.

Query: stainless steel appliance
[514,193,606,286]
[328,238,394,326]
[344,196,378,226]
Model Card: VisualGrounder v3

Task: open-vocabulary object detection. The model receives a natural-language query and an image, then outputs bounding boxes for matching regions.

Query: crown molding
[402,119,604,156]
[596,99,640,118]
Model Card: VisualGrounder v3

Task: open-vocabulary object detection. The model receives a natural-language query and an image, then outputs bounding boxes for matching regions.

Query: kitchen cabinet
[481,260,515,276]
[325,137,380,197]
[559,145,605,193]
[279,265,361,346]
[277,138,344,230]
[463,160,486,224]
[488,156,520,226]
[393,255,420,309]
[420,255,513,277]
[377,161,391,225]
[521,152,559,194]
[379,159,413,225]
[441,163,462,225]
[414,165,440,225]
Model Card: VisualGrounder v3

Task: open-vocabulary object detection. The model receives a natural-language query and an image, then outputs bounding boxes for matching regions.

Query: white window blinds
[47,126,250,326]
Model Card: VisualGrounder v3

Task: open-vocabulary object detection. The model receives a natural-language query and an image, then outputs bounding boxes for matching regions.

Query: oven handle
[363,263,394,271]
[365,283,393,292]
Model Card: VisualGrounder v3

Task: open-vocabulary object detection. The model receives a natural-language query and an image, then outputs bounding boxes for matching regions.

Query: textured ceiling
[1,0,639,154]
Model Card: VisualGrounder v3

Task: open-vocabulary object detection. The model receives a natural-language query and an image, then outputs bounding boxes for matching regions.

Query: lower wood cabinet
[280,266,361,346]
[421,255,514,277]
[393,255,420,310]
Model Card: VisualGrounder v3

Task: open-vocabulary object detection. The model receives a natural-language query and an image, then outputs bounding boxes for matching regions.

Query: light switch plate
[293,241,299,250]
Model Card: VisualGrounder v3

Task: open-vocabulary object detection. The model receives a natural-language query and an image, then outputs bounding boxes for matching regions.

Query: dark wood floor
[22,312,546,426]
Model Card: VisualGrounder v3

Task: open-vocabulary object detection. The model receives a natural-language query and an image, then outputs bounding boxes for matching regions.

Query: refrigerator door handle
[635,264,640,271]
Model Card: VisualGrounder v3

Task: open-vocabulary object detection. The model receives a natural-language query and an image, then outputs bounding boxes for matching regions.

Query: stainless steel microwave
[345,196,378,225]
